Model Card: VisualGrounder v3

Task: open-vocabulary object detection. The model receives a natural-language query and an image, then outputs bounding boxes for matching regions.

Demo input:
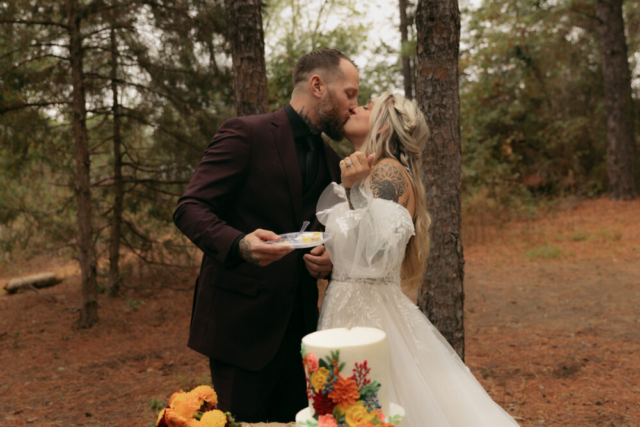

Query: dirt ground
[0,197,639,427]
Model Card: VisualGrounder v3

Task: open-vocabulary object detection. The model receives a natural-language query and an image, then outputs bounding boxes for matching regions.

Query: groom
[173,49,360,422]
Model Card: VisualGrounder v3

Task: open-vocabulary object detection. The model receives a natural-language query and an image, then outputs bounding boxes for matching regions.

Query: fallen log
[3,273,63,294]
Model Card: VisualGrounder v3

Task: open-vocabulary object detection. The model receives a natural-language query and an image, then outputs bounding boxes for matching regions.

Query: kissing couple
[174,48,519,426]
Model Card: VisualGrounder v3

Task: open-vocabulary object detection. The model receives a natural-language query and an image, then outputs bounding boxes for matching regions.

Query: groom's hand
[239,229,293,267]
[304,245,332,279]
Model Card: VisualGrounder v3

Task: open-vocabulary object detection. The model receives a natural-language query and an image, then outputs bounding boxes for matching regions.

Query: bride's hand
[340,152,375,188]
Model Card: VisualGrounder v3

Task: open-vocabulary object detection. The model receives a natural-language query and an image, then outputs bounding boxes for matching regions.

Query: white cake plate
[296,402,405,427]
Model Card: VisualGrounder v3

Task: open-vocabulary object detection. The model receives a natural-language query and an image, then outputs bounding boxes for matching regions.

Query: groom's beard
[317,89,349,141]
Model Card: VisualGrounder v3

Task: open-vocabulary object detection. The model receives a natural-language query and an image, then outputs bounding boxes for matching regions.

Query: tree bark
[415,0,465,360]
[399,0,413,100]
[108,13,124,297]
[224,0,269,117]
[596,0,638,200]
[67,0,98,328]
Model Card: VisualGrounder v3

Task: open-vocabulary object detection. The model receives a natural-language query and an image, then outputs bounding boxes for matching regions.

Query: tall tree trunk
[224,0,268,117]
[415,0,465,360]
[399,0,413,100]
[108,15,124,297]
[596,0,638,200]
[67,0,98,328]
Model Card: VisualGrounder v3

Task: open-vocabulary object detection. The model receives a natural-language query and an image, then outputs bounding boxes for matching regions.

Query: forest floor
[0,196,639,427]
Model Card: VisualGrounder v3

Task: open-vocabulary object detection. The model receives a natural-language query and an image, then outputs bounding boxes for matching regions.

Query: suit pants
[209,288,309,423]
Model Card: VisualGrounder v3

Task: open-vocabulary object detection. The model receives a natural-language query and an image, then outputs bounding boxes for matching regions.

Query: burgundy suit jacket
[173,108,342,371]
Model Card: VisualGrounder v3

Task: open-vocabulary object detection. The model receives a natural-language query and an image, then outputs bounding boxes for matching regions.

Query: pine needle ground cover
[1,197,639,426]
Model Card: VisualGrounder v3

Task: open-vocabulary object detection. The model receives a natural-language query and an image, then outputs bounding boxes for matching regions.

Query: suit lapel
[323,140,342,183]
[271,108,303,227]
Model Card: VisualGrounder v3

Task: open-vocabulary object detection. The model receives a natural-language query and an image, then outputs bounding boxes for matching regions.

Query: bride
[316,93,520,426]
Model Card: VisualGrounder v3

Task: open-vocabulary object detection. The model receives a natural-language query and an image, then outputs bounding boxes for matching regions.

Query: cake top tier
[303,326,387,348]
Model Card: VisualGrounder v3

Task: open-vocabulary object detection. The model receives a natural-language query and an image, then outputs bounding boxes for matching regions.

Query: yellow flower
[189,385,218,407]
[199,410,228,427]
[344,401,374,427]
[311,367,330,392]
[170,392,201,419]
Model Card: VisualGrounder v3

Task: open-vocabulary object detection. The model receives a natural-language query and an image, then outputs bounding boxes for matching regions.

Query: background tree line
[1,0,637,356]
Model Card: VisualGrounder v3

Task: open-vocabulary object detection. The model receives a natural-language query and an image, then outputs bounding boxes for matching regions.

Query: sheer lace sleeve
[316,181,415,281]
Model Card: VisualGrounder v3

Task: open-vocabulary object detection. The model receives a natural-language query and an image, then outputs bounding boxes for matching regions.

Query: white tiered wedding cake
[296,327,405,427]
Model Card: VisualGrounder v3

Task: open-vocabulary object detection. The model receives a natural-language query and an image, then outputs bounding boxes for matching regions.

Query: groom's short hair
[293,48,357,87]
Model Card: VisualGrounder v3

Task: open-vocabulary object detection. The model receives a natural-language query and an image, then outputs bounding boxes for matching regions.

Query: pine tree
[415,0,465,359]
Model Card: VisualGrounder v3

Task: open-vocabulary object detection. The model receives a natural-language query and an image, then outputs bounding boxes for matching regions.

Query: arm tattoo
[239,237,260,265]
[345,188,355,210]
[370,162,408,203]
[296,106,322,134]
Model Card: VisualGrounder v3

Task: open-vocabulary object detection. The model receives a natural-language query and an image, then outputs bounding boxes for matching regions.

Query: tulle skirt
[318,279,520,427]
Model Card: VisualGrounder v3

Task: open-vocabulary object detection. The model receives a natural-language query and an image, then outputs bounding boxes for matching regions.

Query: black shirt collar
[285,103,319,138]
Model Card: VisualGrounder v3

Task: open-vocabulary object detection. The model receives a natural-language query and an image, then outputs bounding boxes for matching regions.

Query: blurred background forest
[1,0,639,303]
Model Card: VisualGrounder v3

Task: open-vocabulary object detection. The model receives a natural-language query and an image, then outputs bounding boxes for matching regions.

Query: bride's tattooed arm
[370,161,408,204]
[345,188,355,210]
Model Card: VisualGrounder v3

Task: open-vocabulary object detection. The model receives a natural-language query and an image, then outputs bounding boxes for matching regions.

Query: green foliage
[148,398,166,411]
[525,245,565,261]
[126,298,144,311]
[358,380,381,399]
[460,0,639,201]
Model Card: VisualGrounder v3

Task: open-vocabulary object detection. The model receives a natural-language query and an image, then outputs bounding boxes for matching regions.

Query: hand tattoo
[371,161,408,203]
[296,106,322,134]
[239,237,259,265]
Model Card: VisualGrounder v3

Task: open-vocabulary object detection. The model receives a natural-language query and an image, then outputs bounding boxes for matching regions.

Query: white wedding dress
[316,182,520,427]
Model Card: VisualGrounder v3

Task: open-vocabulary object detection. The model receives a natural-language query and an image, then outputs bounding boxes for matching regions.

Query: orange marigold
[157,407,190,427]
[189,385,218,408]
[170,392,201,419]
[199,409,228,427]
[169,390,186,405]
[328,376,360,408]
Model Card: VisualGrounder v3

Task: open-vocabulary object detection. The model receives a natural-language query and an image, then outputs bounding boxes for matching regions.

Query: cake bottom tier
[295,403,405,427]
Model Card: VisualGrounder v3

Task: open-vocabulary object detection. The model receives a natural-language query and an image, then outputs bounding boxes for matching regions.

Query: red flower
[312,391,336,416]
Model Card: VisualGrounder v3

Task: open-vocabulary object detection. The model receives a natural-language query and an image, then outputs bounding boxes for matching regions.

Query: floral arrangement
[300,345,401,427]
[155,385,241,427]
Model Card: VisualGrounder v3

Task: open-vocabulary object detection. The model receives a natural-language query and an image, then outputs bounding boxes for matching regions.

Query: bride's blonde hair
[360,92,431,290]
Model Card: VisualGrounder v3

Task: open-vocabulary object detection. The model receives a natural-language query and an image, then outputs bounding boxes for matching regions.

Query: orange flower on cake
[317,413,338,427]
[328,376,360,408]
[344,401,375,427]
[311,367,330,392]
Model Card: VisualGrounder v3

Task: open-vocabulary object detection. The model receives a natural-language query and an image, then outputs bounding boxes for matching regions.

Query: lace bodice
[316,182,415,286]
